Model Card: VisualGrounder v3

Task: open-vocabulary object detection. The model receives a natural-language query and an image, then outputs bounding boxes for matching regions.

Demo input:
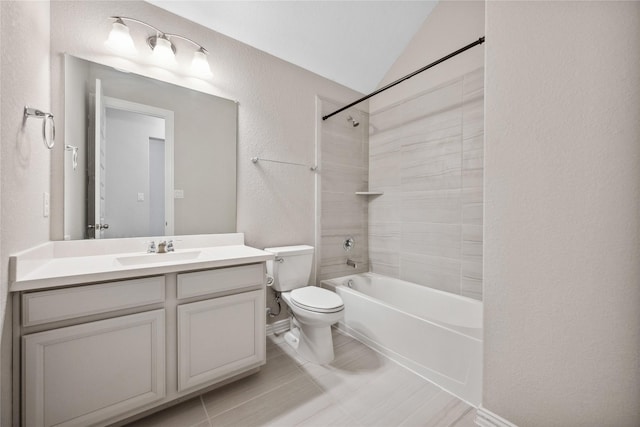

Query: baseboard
[475,407,518,427]
[265,319,289,336]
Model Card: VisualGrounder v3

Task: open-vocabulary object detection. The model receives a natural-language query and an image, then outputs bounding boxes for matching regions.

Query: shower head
[347,115,360,127]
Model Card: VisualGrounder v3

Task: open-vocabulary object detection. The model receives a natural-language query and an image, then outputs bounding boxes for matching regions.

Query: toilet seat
[290,287,344,313]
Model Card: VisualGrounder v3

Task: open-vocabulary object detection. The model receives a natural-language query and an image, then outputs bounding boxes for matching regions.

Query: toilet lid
[290,287,344,313]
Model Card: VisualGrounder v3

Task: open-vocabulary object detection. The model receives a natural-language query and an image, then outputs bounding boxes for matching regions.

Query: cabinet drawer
[177,264,264,299]
[22,276,165,327]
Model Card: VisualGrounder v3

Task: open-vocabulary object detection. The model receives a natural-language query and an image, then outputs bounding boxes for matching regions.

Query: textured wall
[368,69,483,300]
[484,1,640,425]
[318,98,369,282]
[0,2,52,424]
[0,0,51,311]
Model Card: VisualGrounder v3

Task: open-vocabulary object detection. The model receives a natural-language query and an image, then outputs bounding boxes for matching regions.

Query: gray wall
[484,1,640,425]
[0,2,51,425]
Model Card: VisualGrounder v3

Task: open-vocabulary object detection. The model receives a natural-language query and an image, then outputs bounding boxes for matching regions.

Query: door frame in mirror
[96,96,175,238]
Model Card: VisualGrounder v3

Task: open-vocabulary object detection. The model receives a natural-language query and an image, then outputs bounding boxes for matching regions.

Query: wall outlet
[43,192,50,217]
[137,192,145,202]
[174,189,184,199]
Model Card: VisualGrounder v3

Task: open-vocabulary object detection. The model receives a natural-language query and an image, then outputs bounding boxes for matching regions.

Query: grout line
[199,395,212,427]
[296,359,353,421]
[291,372,347,427]
[294,333,398,423]
[396,389,447,427]
[447,406,475,427]
[204,355,303,421]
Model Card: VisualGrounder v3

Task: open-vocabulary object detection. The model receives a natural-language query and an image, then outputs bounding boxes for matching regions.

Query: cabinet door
[178,290,265,392]
[23,310,165,427]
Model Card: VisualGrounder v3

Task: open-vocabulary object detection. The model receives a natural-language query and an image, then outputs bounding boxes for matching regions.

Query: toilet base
[285,323,335,365]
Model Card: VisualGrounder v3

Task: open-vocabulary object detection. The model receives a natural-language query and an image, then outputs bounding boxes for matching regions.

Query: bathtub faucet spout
[346,259,357,269]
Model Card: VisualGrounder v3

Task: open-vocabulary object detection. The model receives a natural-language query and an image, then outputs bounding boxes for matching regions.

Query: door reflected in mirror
[64,55,237,240]
[89,92,173,239]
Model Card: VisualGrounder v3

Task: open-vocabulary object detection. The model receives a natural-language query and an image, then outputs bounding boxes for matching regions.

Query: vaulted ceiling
[148,1,438,94]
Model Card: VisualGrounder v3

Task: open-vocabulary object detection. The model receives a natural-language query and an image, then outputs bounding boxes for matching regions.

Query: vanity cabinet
[178,290,264,391]
[15,262,267,427]
[177,264,265,392]
[23,310,165,427]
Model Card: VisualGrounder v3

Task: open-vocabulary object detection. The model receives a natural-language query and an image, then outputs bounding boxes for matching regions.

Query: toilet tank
[264,245,314,292]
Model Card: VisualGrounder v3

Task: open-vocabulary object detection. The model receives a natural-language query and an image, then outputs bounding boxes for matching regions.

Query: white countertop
[10,234,274,292]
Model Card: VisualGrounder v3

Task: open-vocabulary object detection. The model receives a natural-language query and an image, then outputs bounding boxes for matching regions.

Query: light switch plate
[137,192,145,202]
[174,189,184,199]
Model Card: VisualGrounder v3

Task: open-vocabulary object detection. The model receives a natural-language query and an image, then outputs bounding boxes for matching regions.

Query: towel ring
[24,106,55,149]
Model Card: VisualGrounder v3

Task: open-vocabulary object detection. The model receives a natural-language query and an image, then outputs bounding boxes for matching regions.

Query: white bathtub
[321,272,482,405]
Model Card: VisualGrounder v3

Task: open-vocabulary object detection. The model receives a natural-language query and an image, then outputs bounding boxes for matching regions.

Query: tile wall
[368,68,484,300]
[317,99,369,281]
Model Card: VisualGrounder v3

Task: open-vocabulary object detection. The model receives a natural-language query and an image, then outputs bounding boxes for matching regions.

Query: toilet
[264,245,344,364]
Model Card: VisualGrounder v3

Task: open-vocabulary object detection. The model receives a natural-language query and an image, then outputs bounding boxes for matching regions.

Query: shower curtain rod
[322,36,485,121]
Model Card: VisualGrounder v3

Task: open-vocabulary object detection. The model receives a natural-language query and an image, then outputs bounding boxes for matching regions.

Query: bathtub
[321,272,482,405]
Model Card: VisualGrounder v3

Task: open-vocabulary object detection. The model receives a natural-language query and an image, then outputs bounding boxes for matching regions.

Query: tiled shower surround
[368,68,484,300]
[318,99,369,281]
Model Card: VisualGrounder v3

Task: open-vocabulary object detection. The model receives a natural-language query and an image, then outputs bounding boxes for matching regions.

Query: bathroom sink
[116,250,202,266]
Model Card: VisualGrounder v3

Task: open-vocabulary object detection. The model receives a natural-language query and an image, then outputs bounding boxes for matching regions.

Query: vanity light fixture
[104,17,137,55]
[149,34,177,66]
[106,16,213,78]
[191,47,213,78]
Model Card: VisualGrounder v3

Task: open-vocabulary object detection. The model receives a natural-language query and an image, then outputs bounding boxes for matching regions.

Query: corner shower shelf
[355,191,384,196]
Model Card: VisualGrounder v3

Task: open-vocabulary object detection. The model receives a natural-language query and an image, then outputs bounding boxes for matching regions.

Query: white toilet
[264,245,344,364]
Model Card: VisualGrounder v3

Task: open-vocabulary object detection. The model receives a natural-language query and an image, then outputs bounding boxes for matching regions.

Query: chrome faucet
[147,239,174,254]
[346,259,357,269]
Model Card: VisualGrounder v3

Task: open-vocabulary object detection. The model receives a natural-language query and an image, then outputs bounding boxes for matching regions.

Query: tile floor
[125,329,476,427]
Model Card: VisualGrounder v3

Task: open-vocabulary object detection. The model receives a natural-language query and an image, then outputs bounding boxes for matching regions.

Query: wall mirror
[63,55,237,240]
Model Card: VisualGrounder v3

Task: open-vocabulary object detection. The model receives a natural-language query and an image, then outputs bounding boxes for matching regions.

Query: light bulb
[105,20,137,56]
[151,36,176,66]
[191,48,213,79]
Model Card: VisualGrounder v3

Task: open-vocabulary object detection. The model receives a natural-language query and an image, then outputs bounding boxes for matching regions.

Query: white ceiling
[147,1,438,94]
